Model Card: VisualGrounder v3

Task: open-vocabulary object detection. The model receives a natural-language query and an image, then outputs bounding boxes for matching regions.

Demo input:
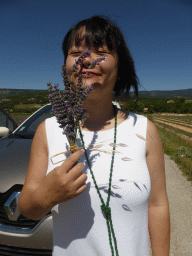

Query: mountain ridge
[0,88,192,100]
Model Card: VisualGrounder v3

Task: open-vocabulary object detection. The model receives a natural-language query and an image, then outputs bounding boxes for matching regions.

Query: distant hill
[0,88,192,100]
[137,88,192,99]
[0,89,46,100]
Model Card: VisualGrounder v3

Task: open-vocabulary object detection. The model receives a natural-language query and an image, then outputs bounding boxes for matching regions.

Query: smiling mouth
[80,72,101,78]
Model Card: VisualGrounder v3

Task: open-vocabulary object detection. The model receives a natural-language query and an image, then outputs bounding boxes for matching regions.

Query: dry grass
[146,114,192,182]
[14,104,42,109]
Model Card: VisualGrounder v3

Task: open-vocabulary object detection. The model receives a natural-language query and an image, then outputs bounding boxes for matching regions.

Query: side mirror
[0,127,9,137]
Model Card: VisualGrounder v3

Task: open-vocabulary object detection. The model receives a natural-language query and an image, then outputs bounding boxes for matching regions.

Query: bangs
[64,21,117,58]
[74,28,105,49]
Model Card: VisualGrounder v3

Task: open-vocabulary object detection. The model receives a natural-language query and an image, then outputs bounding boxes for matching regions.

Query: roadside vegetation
[1,90,192,115]
[118,97,192,114]
[0,91,50,125]
[0,91,50,114]
[147,114,192,182]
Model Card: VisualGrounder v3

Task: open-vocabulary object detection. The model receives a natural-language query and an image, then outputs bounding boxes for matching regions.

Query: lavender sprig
[47,79,91,151]
[47,51,107,153]
[88,56,107,69]
[71,50,90,72]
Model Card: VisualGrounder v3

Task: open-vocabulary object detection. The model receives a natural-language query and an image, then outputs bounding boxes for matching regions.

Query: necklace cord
[78,105,119,256]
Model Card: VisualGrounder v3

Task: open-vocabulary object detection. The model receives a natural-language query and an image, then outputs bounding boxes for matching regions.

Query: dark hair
[62,15,139,101]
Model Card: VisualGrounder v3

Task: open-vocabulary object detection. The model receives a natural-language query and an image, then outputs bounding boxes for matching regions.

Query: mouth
[79,71,101,78]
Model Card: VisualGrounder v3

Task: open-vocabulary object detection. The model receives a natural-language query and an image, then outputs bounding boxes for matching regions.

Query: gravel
[149,154,192,256]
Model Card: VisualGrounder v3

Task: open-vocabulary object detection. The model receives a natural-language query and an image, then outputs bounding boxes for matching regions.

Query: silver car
[0,101,121,255]
[0,104,54,255]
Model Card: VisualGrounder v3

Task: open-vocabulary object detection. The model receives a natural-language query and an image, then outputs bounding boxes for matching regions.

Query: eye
[71,51,81,56]
[96,51,106,57]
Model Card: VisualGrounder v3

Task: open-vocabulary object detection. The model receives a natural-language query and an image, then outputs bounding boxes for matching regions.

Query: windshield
[14,105,54,138]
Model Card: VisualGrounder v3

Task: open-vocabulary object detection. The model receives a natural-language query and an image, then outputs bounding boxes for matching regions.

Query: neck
[81,99,116,131]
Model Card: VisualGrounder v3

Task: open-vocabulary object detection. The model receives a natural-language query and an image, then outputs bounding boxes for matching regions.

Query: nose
[81,55,92,68]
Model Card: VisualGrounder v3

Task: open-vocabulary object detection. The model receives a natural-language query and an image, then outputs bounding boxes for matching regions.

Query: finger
[74,173,87,190]
[68,162,84,180]
[76,184,87,196]
[61,149,84,173]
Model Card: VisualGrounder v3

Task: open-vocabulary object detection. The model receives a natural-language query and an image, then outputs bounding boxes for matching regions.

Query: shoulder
[129,112,148,134]
[128,112,147,123]
[32,120,48,153]
[146,119,162,156]
[116,111,148,137]
[44,116,58,134]
[45,116,57,127]
[34,120,46,137]
[147,118,157,131]
[31,117,58,157]
[117,110,147,124]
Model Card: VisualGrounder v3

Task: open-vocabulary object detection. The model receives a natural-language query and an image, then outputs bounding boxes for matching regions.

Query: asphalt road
[149,154,192,256]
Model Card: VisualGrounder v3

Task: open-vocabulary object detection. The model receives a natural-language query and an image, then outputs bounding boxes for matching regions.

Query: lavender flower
[88,56,107,69]
[47,51,107,153]
[71,50,90,72]
[75,50,90,65]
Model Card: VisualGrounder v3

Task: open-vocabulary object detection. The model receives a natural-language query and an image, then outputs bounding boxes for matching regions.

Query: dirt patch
[154,123,192,145]
[157,113,192,116]
[153,119,192,133]
[154,117,192,128]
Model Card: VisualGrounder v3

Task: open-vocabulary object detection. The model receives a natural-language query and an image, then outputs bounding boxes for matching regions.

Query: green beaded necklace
[78,105,119,256]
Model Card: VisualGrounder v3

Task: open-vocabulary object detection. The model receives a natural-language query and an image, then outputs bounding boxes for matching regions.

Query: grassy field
[9,104,45,125]
[14,104,42,109]
[152,114,192,127]
[146,114,192,182]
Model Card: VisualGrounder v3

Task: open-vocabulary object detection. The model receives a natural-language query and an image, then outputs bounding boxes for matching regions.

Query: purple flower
[47,50,107,152]
[88,56,107,69]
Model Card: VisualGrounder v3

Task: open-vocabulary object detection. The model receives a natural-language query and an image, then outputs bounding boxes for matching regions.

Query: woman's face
[65,38,118,97]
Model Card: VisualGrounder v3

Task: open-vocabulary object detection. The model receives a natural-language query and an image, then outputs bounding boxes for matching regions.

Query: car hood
[0,138,32,193]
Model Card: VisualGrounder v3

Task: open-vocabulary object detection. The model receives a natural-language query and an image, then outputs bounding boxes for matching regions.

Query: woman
[18,15,170,255]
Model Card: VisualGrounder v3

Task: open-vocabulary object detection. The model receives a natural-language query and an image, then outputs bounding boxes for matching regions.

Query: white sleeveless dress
[45,112,151,256]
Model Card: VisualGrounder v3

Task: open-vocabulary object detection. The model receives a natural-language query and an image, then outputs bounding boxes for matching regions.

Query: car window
[15,105,54,137]
[0,109,17,133]
[26,111,54,133]
[0,111,7,127]
[7,118,15,133]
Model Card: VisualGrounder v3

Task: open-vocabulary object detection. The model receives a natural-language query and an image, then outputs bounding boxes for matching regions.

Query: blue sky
[0,0,192,92]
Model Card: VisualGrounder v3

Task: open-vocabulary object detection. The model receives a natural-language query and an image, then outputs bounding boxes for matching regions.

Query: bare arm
[18,121,86,220]
[146,120,170,256]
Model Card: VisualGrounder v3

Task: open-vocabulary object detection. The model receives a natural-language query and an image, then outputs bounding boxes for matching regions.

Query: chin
[81,82,101,89]
[90,82,101,87]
